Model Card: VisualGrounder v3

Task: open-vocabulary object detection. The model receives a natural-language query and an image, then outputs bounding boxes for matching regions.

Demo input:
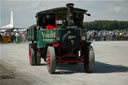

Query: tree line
[84,20,128,31]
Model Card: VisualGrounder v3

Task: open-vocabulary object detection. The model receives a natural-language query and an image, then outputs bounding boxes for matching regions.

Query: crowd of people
[87,30,128,41]
[0,31,27,43]
[0,30,128,43]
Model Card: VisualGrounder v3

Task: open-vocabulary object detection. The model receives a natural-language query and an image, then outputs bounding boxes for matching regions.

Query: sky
[0,0,128,28]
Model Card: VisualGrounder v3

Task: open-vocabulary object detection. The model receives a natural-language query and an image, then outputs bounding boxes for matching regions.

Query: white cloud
[1,0,128,28]
[31,1,41,8]
[2,0,128,1]
[108,6,122,13]
[106,6,128,13]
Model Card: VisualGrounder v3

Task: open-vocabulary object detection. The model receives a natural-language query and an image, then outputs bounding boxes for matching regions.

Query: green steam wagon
[27,3,95,74]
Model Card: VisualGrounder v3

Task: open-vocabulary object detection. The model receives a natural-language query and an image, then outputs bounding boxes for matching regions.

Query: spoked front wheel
[47,46,56,74]
[83,46,95,73]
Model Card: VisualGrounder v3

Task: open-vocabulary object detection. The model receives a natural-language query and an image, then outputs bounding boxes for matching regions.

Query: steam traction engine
[27,3,95,74]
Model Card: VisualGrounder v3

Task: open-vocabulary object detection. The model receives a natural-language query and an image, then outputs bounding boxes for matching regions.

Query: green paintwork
[27,26,86,48]
[27,26,37,41]
[37,29,57,48]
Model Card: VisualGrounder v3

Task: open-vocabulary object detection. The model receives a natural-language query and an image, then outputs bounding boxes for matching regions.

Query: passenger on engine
[46,15,55,30]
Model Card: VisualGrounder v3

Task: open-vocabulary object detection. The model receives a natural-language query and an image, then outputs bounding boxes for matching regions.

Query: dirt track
[0,41,128,85]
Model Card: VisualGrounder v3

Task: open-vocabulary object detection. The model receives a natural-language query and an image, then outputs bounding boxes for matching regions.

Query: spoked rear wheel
[29,44,36,65]
[36,50,41,65]
[47,46,56,74]
[84,46,95,73]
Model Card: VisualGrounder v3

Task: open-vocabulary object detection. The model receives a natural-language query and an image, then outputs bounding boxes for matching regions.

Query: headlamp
[81,36,86,40]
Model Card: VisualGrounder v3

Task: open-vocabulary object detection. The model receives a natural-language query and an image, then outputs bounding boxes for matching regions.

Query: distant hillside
[84,20,128,30]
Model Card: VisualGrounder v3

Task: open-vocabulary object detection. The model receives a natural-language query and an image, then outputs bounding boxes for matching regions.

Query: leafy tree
[84,20,128,31]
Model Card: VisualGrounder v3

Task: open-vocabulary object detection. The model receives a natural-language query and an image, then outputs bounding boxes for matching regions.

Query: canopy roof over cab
[35,3,90,27]
[36,7,88,17]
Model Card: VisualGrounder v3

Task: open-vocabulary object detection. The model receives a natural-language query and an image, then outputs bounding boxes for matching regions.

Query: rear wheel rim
[29,48,31,62]
[47,52,50,68]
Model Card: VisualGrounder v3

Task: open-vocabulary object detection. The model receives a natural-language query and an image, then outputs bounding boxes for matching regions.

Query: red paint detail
[48,52,50,67]
[29,48,31,62]
[57,53,79,58]
[53,43,59,47]
[46,25,55,30]
[57,60,82,63]
[56,53,84,63]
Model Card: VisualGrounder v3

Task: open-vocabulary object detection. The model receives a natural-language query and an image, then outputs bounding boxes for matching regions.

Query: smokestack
[66,3,74,8]
[66,3,74,26]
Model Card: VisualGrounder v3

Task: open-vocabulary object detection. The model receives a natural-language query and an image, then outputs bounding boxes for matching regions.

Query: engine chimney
[66,3,74,26]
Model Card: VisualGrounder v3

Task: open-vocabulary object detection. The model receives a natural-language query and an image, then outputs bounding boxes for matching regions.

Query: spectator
[87,30,128,41]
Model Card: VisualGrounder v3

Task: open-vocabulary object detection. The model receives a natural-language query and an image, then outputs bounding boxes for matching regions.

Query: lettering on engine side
[42,31,56,39]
